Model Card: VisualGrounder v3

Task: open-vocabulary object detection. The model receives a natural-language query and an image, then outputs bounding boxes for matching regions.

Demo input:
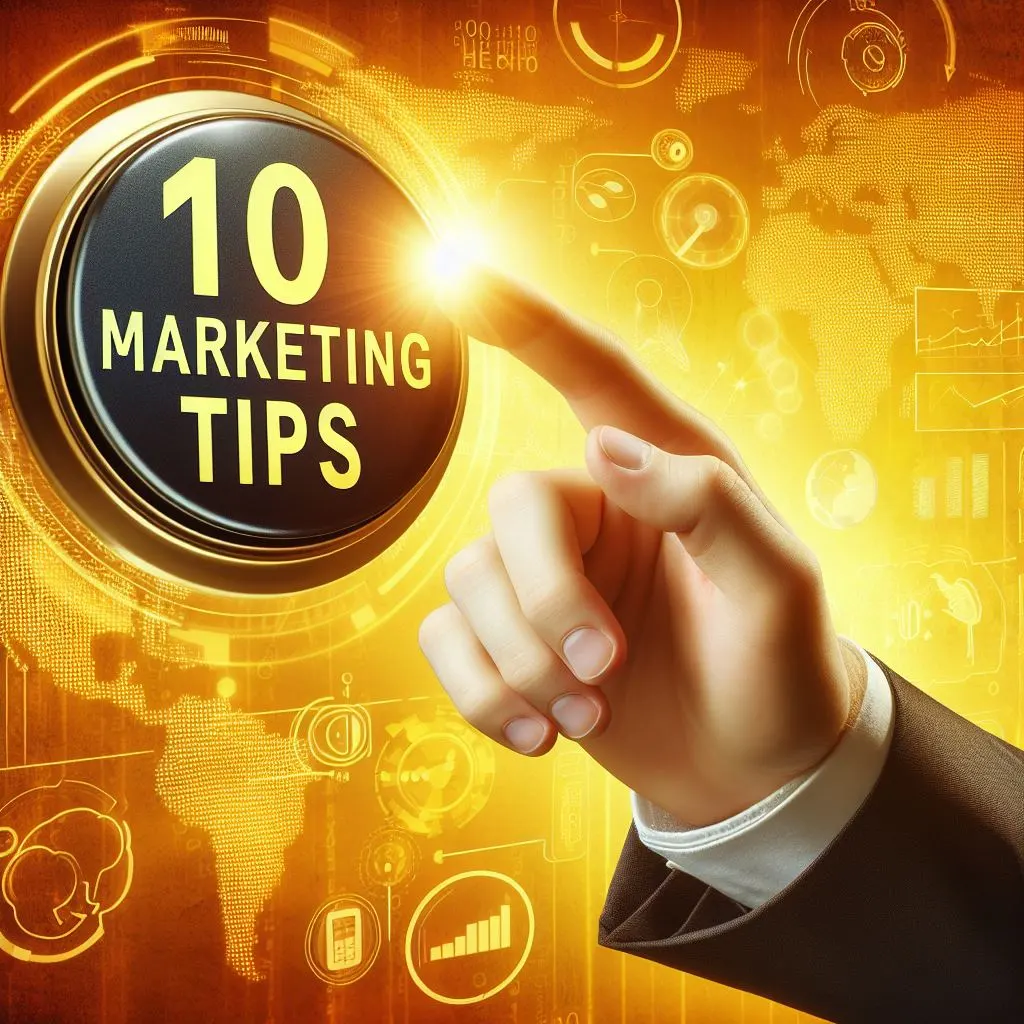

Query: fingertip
[592,425,653,472]
[565,628,627,687]
[417,603,454,660]
[584,426,616,482]
[502,715,556,756]
[549,690,613,742]
[583,701,612,740]
[435,263,531,348]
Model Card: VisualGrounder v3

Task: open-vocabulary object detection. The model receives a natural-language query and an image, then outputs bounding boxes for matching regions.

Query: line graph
[915,287,1024,357]
[915,372,1024,431]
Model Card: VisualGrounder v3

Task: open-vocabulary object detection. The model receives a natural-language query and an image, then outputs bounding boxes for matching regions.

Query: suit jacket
[598,656,1024,1022]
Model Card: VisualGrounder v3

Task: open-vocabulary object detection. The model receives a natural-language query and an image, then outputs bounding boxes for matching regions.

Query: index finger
[440,264,770,508]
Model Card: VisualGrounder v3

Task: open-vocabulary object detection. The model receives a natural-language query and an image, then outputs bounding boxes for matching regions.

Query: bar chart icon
[406,870,535,1004]
[428,903,511,961]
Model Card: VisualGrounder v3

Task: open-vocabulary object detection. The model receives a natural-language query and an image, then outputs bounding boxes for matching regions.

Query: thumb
[585,425,801,598]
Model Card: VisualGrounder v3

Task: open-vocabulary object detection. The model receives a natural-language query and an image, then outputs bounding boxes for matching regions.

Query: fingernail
[503,716,547,754]
[550,693,601,739]
[599,426,651,470]
[562,627,614,680]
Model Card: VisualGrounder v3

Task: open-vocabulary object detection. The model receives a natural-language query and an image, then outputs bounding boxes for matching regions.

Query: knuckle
[719,439,745,475]
[784,545,825,601]
[500,647,560,693]
[487,471,539,516]
[455,690,501,731]
[708,457,743,503]
[518,578,581,627]
[798,549,825,588]
[692,455,733,504]
[418,604,454,655]
[588,319,629,365]
[443,538,494,596]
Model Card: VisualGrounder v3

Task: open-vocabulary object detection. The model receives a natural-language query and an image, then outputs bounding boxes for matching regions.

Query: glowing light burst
[417,224,494,298]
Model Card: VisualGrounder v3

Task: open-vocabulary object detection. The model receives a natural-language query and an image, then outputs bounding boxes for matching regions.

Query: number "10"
[163,156,328,306]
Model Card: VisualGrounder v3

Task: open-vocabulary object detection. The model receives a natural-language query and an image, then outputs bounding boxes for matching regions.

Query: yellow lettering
[163,157,219,297]
[310,324,340,383]
[247,163,328,305]
[180,395,227,482]
[102,308,144,371]
[266,400,307,485]
[151,314,191,374]
[235,320,271,378]
[346,328,358,384]
[196,317,229,376]
[277,323,306,381]
[237,398,253,485]
[318,403,361,489]
[401,333,431,389]
[364,329,395,386]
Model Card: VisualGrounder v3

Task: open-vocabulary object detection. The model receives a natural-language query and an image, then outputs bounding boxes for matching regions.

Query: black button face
[60,116,461,546]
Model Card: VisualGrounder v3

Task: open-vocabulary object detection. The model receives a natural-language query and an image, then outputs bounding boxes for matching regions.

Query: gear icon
[374,708,495,837]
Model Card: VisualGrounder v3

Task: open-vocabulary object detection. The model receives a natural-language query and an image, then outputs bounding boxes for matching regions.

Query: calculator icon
[325,907,363,971]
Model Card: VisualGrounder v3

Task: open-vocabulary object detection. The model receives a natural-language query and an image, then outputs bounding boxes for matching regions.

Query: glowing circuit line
[268,16,356,57]
[939,385,1024,410]
[934,0,957,78]
[268,42,332,76]
[0,750,155,775]
[434,838,544,862]
[36,57,155,125]
[9,16,264,113]
[186,59,307,87]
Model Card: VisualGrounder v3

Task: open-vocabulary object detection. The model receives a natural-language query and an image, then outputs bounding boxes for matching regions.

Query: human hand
[418,267,866,827]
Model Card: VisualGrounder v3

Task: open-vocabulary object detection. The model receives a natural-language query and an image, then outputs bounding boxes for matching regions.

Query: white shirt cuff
[631,641,894,909]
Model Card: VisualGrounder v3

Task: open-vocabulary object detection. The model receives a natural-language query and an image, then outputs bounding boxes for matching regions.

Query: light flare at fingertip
[415,221,493,302]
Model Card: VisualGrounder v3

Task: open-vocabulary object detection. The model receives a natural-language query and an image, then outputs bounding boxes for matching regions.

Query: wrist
[648,636,870,829]
[837,635,868,732]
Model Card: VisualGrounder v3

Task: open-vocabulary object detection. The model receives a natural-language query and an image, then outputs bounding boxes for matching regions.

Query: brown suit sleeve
[597,655,1024,1023]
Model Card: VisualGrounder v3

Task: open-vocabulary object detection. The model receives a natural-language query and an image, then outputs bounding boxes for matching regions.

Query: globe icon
[805,449,877,529]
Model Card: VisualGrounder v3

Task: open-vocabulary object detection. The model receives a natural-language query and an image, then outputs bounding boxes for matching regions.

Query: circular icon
[375,708,495,837]
[291,698,372,773]
[574,168,637,222]
[806,449,877,529]
[553,0,683,89]
[607,254,693,351]
[651,128,694,171]
[305,893,381,985]
[775,388,803,415]
[1,92,467,593]
[788,0,943,108]
[842,21,907,94]
[0,781,132,964]
[768,359,798,392]
[740,308,781,350]
[656,173,750,270]
[405,870,535,1005]
[359,826,420,894]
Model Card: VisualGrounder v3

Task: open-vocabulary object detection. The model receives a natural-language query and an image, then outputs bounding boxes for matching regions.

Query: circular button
[62,115,460,545]
[1,94,466,592]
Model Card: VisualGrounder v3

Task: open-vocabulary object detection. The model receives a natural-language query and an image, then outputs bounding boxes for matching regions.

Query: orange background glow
[0,1,1022,1021]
